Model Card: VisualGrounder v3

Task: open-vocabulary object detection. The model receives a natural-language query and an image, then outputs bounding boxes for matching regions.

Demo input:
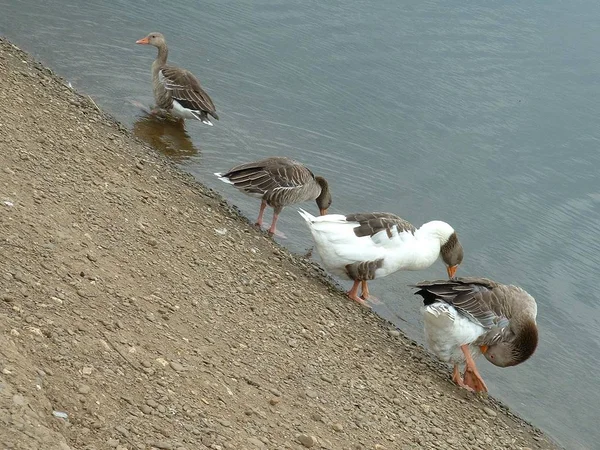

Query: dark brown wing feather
[221,157,316,201]
[160,66,218,119]
[412,277,507,330]
[344,212,416,239]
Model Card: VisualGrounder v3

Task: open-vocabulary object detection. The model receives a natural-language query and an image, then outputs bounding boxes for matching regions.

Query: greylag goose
[135,32,219,125]
[413,277,538,392]
[298,211,463,305]
[215,157,332,235]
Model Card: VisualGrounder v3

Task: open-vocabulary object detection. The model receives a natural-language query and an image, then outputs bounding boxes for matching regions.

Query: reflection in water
[132,112,200,163]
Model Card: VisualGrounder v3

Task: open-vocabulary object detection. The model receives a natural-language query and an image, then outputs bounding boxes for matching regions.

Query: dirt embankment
[0,38,556,450]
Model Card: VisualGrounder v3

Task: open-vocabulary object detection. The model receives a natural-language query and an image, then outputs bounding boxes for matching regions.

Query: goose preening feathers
[413,277,538,392]
[136,32,219,125]
[215,157,332,235]
[299,211,463,305]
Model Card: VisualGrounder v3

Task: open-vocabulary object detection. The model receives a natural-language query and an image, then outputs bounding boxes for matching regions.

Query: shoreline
[0,37,558,449]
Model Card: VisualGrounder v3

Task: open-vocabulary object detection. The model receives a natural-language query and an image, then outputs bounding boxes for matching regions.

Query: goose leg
[347,280,366,305]
[460,345,488,393]
[359,281,382,305]
[267,212,280,235]
[256,200,267,227]
[451,363,474,392]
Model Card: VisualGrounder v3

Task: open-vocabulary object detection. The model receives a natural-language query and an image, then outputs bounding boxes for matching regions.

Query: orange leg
[460,345,488,393]
[267,212,280,235]
[451,363,475,392]
[359,280,382,305]
[347,280,366,305]
[256,200,267,227]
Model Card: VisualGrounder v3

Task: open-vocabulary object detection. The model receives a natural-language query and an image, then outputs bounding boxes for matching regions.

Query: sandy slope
[0,38,556,450]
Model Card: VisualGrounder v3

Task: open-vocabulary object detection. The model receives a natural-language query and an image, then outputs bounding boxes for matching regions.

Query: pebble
[146,399,159,408]
[430,427,443,435]
[483,407,497,417]
[115,426,130,437]
[246,437,266,448]
[13,394,26,406]
[269,397,280,406]
[78,384,91,394]
[82,366,93,375]
[149,442,172,450]
[298,434,317,448]
[107,438,119,448]
[170,361,185,372]
[332,423,343,432]
[140,405,153,414]
[388,330,400,338]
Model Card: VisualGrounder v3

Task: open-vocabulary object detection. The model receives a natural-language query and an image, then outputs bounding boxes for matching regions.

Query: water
[2,1,600,447]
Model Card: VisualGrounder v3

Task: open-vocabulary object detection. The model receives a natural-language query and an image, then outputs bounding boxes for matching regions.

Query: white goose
[413,277,539,393]
[298,210,463,305]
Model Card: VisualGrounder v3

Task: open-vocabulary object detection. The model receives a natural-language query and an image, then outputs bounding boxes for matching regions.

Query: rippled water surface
[3,1,600,447]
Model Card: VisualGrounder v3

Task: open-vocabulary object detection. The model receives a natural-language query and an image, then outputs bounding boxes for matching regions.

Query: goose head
[136,32,166,48]
[315,176,332,216]
[481,319,538,367]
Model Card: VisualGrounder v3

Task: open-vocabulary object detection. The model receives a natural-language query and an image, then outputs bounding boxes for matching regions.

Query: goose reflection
[132,112,200,162]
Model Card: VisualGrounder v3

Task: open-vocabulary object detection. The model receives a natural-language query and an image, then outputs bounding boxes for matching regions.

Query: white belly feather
[422,302,484,363]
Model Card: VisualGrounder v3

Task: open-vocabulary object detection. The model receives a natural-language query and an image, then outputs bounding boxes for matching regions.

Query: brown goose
[215,157,332,235]
[413,277,539,392]
[299,211,463,305]
[135,32,219,125]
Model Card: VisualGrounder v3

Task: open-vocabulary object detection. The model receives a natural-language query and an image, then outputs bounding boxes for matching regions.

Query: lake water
[2,1,600,447]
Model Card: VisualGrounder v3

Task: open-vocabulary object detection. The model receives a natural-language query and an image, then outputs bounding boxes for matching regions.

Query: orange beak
[136,37,150,45]
[480,345,488,354]
[446,264,458,279]
[319,208,328,216]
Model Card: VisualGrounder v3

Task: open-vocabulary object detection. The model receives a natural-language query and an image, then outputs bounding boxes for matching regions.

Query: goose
[135,32,219,125]
[298,211,463,305]
[215,157,332,235]
[413,277,538,392]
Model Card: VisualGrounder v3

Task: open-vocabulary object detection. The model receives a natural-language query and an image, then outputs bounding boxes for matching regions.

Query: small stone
[246,437,266,449]
[483,407,497,417]
[298,434,317,448]
[269,388,282,397]
[269,397,280,406]
[78,384,90,394]
[388,330,400,338]
[218,418,232,427]
[107,439,119,448]
[170,361,185,372]
[146,399,159,408]
[320,374,333,383]
[305,390,318,399]
[142,361,152,368]
[148,238,158,247]
[86,253,97,262]
[115,425,129,437]
[13,394,26,406]
[141,405,153,414]
[82,366,93,375]
[332,423,343,432]
[431,427,443,435]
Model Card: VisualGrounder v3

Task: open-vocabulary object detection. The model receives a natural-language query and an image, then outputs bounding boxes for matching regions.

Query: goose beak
[446,265,458,279]
[136,37,150,45]
[319,208,328,216]
[480,345,488,354]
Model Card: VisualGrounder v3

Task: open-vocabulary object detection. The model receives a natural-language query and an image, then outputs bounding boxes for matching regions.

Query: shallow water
[2,0,600,447]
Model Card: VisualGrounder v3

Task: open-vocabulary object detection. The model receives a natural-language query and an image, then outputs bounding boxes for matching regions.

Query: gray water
[2,1,600,447]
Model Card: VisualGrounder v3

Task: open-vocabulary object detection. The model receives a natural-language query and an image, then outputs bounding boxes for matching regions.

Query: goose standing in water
[215,157,332,235]
[413,277,538,392]
[298,211,463,305]
[135,32,219,125]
